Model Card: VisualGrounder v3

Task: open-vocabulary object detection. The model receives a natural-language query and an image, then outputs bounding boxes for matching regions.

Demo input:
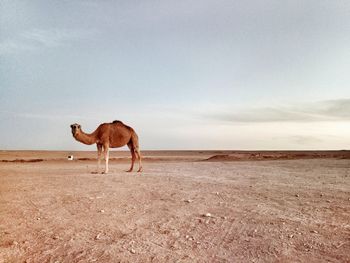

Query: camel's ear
[78,125,81,129]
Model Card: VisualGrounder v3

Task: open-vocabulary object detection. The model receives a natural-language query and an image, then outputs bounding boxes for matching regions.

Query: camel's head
[70,123,81,137]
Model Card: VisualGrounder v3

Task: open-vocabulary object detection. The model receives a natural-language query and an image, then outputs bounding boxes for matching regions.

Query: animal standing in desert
[70,120,142,173]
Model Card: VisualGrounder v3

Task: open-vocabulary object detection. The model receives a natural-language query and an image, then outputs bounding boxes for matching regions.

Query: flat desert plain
[0,150,349,262]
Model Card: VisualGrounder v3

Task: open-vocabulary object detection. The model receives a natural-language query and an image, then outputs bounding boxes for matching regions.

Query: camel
[70,120,142,173]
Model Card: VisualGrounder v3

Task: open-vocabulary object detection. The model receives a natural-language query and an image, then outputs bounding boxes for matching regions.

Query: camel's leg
[135,148,143,173]
[127,142,136,172]
[102,145,109,174]
[130,132,142,173]
[94,144,102,174]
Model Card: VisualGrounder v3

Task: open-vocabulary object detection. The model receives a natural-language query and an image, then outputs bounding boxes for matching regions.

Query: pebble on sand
[95,233,102,240]
[100,209,105,213]
[203,213,212,218]
[130,248,136,254]
[184,199,193,203]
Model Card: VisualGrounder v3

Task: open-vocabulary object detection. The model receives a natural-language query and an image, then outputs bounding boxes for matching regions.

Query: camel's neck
[74,130,97,145]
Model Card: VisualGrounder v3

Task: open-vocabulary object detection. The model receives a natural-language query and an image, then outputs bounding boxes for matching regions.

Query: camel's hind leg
[127,142,136,172]
[130,132,142,172]
[135,148,142,172]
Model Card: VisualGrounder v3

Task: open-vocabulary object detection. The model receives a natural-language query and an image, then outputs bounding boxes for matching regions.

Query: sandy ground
[0,151,349,262]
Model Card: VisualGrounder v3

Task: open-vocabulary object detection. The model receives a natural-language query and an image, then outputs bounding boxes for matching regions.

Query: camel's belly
[110,141,128,148]
[109,134,131,148]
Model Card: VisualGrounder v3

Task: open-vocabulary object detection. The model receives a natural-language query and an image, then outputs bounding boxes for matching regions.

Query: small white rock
[100,210,105,213]
[130,248,136,254]
[95,233,102,240]
[203,213,212,217]
[185,199,193,203]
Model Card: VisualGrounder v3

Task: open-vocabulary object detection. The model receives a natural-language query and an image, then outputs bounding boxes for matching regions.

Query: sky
[1,0,350,150]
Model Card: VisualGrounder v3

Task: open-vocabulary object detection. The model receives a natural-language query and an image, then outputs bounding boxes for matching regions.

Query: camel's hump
[112,120,123,124]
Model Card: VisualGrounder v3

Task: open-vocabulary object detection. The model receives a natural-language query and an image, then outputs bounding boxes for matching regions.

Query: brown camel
[70,120,142,173]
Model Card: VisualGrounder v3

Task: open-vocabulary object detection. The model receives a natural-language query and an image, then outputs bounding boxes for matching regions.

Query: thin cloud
[0,110,97,121]
[282,135,323,145]
[0,28,91,55]
[0,40,36,55]
[206,99,350,123]
[21,29,88,47]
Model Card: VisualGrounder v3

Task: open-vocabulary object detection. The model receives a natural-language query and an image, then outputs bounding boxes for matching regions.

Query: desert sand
[0,150,349,262]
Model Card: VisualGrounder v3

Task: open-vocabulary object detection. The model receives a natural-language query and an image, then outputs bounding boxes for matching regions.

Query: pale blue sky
[1,0,350,150]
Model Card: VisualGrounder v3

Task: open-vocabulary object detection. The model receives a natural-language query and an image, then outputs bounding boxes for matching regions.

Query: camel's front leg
[91,144,102,174]
[97,144,102,173]
[103,145,109,174]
